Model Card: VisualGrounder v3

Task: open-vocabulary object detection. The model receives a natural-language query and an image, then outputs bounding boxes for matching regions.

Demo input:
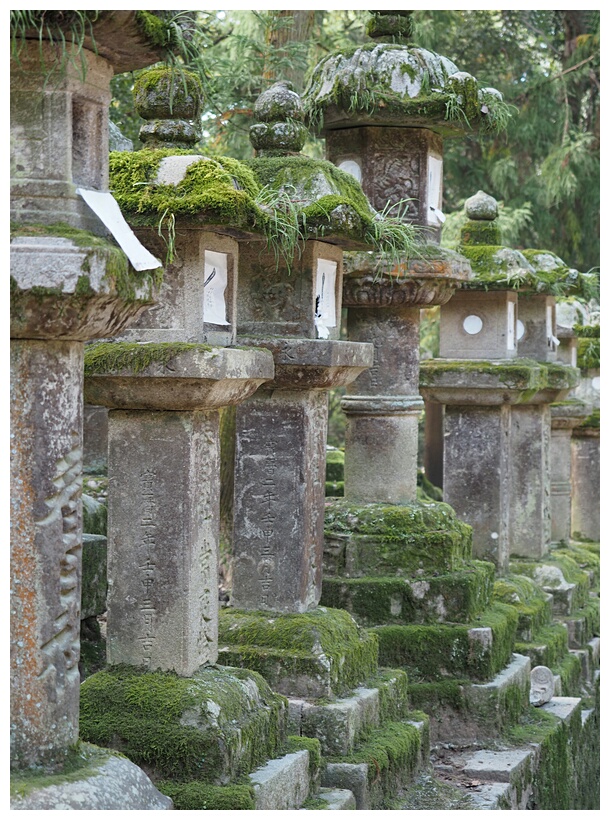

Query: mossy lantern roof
[458,191,596,299]
[110,71,385,250]
[303,11,507,137]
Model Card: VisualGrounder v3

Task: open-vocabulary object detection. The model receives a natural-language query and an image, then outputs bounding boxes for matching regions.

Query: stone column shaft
[11,340,83,769]
[343,305,423,504]
[550,426,574,543]
[571,429,600,541]
[509,405,551,559]
[443,404,511,571]
[232,389,328,613]
[106,409,220,675]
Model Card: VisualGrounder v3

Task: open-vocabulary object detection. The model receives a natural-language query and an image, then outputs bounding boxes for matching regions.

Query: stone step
[562,596,600,648]
[493,574,553,641]
[288,668,409,756]
[409,654,531,744]
[302,788,356,810]
[515,622,570,669]
[249,749,312,810]
[218,606,378,699]
[321,561,495,627]
[371,602,518,682]
[321,715,429,809]
[510,554,590,616]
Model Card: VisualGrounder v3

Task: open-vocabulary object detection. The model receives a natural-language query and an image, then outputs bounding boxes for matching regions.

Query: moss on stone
[10,743,114,797]
[84,341,213,375]
[515,623,569,670]
[553,544,600,586]
[510,553,590,614]
[493,574,553,641]
[460,219,501,246]
[419,357,547,392]
[325,480,345,497]
[82,493,107,535]
[79,665,287,784]
[324,499,472,577]
[544,362,580,390]
[321,561,494,627]
[579,408,600,429]
[327,718,424,808]
[408,679,467,714]
[157,780,255,810]
[371,602,518,682]
[109,149,265,232]
[10,222,161,300]
[286,735,322,780]
[218,607,379,697]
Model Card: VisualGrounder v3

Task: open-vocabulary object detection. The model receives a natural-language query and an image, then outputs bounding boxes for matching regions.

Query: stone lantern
[421,192,580,568]
[83,68,276,676]
[10,10,176,808]
[303,11,510,507]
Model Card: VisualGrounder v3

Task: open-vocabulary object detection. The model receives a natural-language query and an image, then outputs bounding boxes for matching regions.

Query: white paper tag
[76,188,161,271]
[315,258,337,339]
[203,250,230,326]
[507,301,515,350]
[427,155,443,225]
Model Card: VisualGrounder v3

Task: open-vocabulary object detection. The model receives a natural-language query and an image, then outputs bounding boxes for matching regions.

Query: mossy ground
[493,574,553,641]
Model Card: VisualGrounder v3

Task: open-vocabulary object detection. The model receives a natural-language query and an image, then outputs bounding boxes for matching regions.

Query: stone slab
[81,534,107,620]
[461,747,534,783]
[539,696,581,722]
[322,763,369,810]
[10,748,172,810]
[313,787,357,810]
[250,750,310,810]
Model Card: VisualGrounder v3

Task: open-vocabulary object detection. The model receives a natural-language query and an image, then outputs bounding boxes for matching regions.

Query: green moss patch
[109,149,265,233]
[493,574,553,641]
[320,561,494,626]
[325,480,345,497]
[515,623,569,670]
[327,717,426,808]
[510,554,591,615]
[84,341,213,375]
[324,499,472,576]
[157,781,255,810]
[420,357,547,393]
[371,602,518,682]
[79,665,287,784]
[218,607,378,698]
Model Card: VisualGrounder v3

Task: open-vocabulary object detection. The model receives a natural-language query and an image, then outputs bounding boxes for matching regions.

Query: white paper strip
[76,188,161,271]
[507,301,515,350]
[427,155,443,226]
[203,250,230,326]
[315,258,337,339]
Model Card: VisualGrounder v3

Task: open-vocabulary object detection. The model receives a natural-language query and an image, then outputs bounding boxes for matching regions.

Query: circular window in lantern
[516,319,525,341]
[337,159,362,183]
[463,315,483,335]
[592,377,600,391]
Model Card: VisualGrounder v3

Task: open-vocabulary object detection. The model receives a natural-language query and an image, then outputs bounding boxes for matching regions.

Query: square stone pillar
[232,389,328,612]
[107,410,220,673]
[571,427,600,541]
[508,405,552,559]
[11,340,83,769]
[443,404,511,571]
[550,401,588,543]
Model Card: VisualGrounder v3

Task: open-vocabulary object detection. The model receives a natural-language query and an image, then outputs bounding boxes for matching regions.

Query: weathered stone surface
[238,337,373,390]
[11,43,113,231]
[549,402,587,542]
[442,404,510,569]
[237,241,344,339]
[120,229,240,347]
[322,763,369,810]
[250,750,310,810]
[314,788,357,810]
[10,746,173,810]
[419,359,543,406]
[509,405,551,559]
[530,665,555,706]
[11,339,83,769]
[465,190,498,220]
[105,409,220,674]
[517,293,557,362]
[439,290,518,360]
[83,405,109,474]
[10,237,155,340]
[571,429,600,541]
[232,389,328,612]
[84,344,274,411]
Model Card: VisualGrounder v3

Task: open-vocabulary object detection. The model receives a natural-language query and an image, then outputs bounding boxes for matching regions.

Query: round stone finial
[465,190,498,221]
[250,81,308,154]
[134,67,203,148]
[366,10,414,41]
